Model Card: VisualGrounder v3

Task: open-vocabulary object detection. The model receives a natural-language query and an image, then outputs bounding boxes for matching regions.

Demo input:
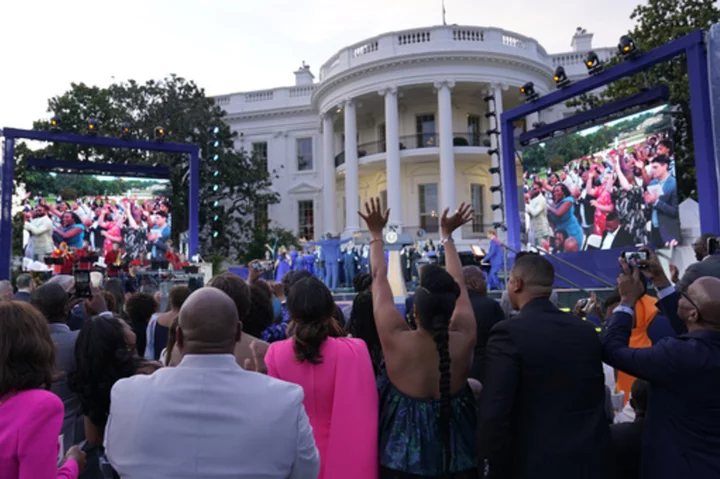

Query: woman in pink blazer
[264,276,379,479]
[0,301,86,478]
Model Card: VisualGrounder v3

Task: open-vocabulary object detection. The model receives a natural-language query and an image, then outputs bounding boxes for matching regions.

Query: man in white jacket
[24,205,55,260]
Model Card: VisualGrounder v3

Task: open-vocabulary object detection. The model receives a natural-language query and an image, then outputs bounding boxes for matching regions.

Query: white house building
[216,25,615,242]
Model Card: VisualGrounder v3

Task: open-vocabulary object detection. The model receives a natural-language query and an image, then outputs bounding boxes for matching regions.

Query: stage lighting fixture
[212,126,220,135]
[520,82,538,101]
[212,185,219,192]
[213,200,219,207]
[490,185,502,194]
[154,126,166,141]
[213,140,220,148]
[213,215,219,222]
[50,115,62,131]
[86,118,98,136]
[491,204,503,211]
[213,231,219,239]
[212,154,219,161]
[618,35,639,58]
[121,121,132,139]
[488,148,499,156]
[585,51,602,74]
[553,66,570,88]
[213,170,219,177]
[489,167,500,175]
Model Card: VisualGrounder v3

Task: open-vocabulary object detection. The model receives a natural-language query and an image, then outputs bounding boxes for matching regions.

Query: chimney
[571,27,593,52]
[294,62,315,86]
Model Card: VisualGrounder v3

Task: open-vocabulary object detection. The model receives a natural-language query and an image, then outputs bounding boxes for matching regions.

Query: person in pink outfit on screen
[0,301,86,479]
[263,276,379,479]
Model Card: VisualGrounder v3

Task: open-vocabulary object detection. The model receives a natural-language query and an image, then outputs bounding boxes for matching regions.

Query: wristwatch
[440,236,453,245]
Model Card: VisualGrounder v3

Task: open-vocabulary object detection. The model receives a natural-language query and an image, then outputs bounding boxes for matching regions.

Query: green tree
[567,0,720,200]
[13,75,279,261]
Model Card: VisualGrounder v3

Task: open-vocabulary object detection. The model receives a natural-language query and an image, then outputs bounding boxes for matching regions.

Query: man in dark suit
[610,379,649,479]
[604,252,720,479]
[31,283,84,453]
[600,212,635,250]
[12,273,34,302]
[463,265,506,382]
[479,253,610,479]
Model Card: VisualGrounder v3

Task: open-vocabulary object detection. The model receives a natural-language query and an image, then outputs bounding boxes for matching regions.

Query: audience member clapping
[103,287,321,478]
[0,301,87,478]
[602,251,720,478]
[361,199,479,477]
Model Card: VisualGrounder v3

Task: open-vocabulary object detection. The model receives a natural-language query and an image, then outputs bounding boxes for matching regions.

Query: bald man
[463,265,505,381]
[104,287,320,479]
[479,253,610,479]
[603,266,720,479]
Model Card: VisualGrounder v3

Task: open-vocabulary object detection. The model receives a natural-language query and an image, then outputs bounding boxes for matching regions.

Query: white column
[490,84,506,227]
[322,113,337,234]
[343,99,360,233]
[435,80,456,217]
[380,87,402,229]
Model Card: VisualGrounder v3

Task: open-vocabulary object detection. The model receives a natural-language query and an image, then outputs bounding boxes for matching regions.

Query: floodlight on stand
[520,82,539,102]
[489,167,500,175]
[154,126,166,141]
[121,121,132,139]
[87,118,98,136]
[490,185,502,194]
[585,51,603,74]
[618,35,639,59]
[553,66,571,88]
[50,115,62,132]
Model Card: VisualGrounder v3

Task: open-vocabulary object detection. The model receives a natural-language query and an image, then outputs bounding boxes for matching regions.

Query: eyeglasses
[680,290,703,324]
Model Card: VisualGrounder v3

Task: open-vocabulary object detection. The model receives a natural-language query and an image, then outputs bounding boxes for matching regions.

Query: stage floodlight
[154,126,166,141]
[618,35,639,59]
[553,66,571,88]
[212,154,219,161]
[213,231,219,239]
[585,51,603,74]
[121,121,132,139]
[50,115,62,132]
[212,184,219,192]
[490,185,502,193]
[86,118,98,136]
[213,140,220,148]
[491,204,503,211]
[213,170,219,177]
[488,148,499,156]
[212,126,220,135]
[520,82,539,102]
[213,215,219,222]
[213,200,219,207]
[489,167,500,175]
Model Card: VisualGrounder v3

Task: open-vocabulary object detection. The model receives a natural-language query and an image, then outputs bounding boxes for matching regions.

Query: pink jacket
[266,337,379,479]
[0,389,79,479]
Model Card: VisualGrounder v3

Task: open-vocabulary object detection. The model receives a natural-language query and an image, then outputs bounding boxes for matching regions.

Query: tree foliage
[567,0,720,200]
[13,75,279,261]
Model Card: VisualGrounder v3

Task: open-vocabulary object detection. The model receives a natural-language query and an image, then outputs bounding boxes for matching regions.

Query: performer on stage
[303,234,352,291]
[275,246,292,282]
[23,204,54,261]
[483,228,504,290]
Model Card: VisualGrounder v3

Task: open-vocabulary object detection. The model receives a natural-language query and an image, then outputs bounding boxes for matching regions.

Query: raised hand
[440,202,473,238]
[358,197,389,236]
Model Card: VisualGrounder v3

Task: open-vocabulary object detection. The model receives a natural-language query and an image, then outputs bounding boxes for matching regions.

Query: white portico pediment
[286,181,322,195]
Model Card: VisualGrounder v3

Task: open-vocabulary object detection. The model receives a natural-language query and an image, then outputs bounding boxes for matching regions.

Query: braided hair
[414,264,461,473]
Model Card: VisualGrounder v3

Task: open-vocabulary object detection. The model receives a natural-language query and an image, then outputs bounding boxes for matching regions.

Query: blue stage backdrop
[499,29,719,289]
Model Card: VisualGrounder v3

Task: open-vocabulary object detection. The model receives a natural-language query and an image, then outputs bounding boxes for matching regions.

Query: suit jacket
[478,297,610,479]
[650,175,680,244]
[602,304,720,479]
[12,290,31,302]
[604,228,635,249]
[104,354,320,479]
[24,215,55,257]
[610,419,644,479]
[468,291,506,382]
[49,323,82,453]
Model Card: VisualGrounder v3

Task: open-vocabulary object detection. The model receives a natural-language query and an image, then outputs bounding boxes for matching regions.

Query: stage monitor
[21,171,176,265]
[516,104,681,255]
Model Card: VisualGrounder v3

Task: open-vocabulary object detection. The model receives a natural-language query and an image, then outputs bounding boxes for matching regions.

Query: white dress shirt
[104,354,320,479]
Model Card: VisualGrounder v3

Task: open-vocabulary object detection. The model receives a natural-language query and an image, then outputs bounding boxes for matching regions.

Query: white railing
[318,25,551,81]
[245,90,274,102]
[289,85,316,97]
[215,96,230,106]
[551,47,616,66]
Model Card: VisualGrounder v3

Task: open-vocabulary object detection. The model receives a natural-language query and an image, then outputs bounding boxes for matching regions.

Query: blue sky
[1,0,638,130]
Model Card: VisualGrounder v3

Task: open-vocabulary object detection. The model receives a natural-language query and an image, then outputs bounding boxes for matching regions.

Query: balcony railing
[334,132,489,166]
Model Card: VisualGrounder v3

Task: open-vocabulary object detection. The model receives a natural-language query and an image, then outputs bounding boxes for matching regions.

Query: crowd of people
[524,135,680,254]
[2,196,720,479]
[22,194,179,274]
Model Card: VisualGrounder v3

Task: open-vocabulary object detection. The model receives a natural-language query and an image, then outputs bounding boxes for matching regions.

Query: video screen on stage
[517,104,679,254]
[21,171,175,268]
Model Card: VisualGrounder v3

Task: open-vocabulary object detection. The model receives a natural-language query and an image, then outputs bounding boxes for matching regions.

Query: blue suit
[485,238,503,290]
[302,254,315,275]
[307,238,350,290]
[290,250,303,271]
[343,250,356,286]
